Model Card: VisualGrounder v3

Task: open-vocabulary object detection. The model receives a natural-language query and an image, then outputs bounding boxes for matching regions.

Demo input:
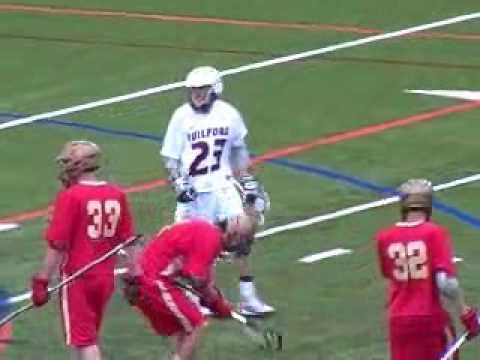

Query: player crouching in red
[122,215,257,360]
[375,179,480,360]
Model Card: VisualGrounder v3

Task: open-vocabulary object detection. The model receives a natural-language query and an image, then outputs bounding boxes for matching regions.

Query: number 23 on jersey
[387,241,429,281]
[87,200,121,240]
[189,139,227,176]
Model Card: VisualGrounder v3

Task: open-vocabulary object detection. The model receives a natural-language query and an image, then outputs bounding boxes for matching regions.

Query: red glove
[200,286,232,318]
[209,294,232,318]
[461,307,480,340]
[31,276,49,307]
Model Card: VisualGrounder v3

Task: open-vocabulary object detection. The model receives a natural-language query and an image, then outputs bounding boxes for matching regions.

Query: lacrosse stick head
[234,312,283,351]
[262,327,283,351]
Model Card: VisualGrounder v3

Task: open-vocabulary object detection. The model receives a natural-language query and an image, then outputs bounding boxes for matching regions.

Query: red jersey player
[31,140,137,360]
[375,178,480,360]
[122,215,257,360]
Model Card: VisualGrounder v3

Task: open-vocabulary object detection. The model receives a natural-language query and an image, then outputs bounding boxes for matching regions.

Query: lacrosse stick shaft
[0,234,141,328]
[173,279,281,350]
[49,234,141,293]
[230,310,248,325]
[174,282,274,335]
[0,303,34,328]
[440,332,468,360]
[173,281,247,325]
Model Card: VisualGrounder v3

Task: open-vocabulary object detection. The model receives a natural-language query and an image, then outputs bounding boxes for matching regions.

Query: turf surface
[1,1,480,358]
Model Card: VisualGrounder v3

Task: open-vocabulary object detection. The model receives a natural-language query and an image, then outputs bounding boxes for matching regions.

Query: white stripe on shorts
[61,274,72,345]
[156,280,193,333]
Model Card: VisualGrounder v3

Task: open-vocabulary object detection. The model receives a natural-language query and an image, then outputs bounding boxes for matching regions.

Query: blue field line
[43,119,163,143]
[0,288,12,313]
[271,157,480,228]
[0,112,163,143]
[2,111,479,228]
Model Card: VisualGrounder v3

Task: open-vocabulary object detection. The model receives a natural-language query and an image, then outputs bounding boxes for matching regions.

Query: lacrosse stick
[0,234,142,328]
[440,332,468,360]
[230,309,283,351]
[174,280,283,351]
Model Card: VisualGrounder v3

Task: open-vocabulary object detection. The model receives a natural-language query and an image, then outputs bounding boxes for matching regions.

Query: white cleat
[238,297,276,316]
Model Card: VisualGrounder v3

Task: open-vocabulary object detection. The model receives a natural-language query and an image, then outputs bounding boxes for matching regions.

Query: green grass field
[1,1,480,358]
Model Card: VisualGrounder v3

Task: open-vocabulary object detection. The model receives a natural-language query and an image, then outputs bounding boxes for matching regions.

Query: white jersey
[161,99,248,192]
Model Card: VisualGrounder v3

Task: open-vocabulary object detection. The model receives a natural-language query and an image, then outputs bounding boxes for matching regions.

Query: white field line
[1,12,480,131]
[0,223,19,232]
[299,250,463,264]
[255,173,480,239]
[3,172,479,305]
[298,248,352,263]
[3,267,129,304]
[405,89,480,101]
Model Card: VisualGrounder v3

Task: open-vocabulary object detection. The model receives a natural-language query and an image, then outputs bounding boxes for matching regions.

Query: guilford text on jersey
[188,126,229,142]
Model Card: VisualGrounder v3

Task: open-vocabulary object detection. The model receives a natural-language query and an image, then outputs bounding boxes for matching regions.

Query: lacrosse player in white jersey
[160,66,275,316]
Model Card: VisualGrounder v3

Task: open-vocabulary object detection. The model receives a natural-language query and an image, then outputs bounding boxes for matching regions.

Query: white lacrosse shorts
[174,181,244,223]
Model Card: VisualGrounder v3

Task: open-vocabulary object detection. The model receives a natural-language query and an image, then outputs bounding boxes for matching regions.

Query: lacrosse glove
[172,177,197,203]
[200,286,232,318]
[461,307,480,340]
[31,275,49,307]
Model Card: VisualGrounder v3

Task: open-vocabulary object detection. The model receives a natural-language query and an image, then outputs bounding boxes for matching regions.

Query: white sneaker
[239,296,276,316]
[239,281,275,316]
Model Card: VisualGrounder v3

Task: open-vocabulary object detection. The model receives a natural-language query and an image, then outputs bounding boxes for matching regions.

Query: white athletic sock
[239,279,256,300]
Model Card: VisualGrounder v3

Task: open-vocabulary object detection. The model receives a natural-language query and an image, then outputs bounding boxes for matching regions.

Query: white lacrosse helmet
[185,66,223,95]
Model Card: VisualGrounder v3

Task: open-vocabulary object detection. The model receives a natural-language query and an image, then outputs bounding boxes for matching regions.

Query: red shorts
[135,278,205,336]
[59,274,114,347]
[389,316,456,360]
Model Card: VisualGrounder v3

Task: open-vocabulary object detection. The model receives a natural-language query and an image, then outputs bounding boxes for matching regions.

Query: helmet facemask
[188,86,217,113]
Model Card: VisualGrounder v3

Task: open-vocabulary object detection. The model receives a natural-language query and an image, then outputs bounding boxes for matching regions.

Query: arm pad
[163,156,182,181]
[436,271,461,300]
[230,143,250,172]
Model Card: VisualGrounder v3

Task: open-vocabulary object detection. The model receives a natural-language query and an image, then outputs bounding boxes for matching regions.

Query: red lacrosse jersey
[375,220,456,319]
[45,181,135,275]
[140,220,223,284]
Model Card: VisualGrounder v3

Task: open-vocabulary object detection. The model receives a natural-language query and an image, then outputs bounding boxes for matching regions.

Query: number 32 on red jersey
[387,241,429,281]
